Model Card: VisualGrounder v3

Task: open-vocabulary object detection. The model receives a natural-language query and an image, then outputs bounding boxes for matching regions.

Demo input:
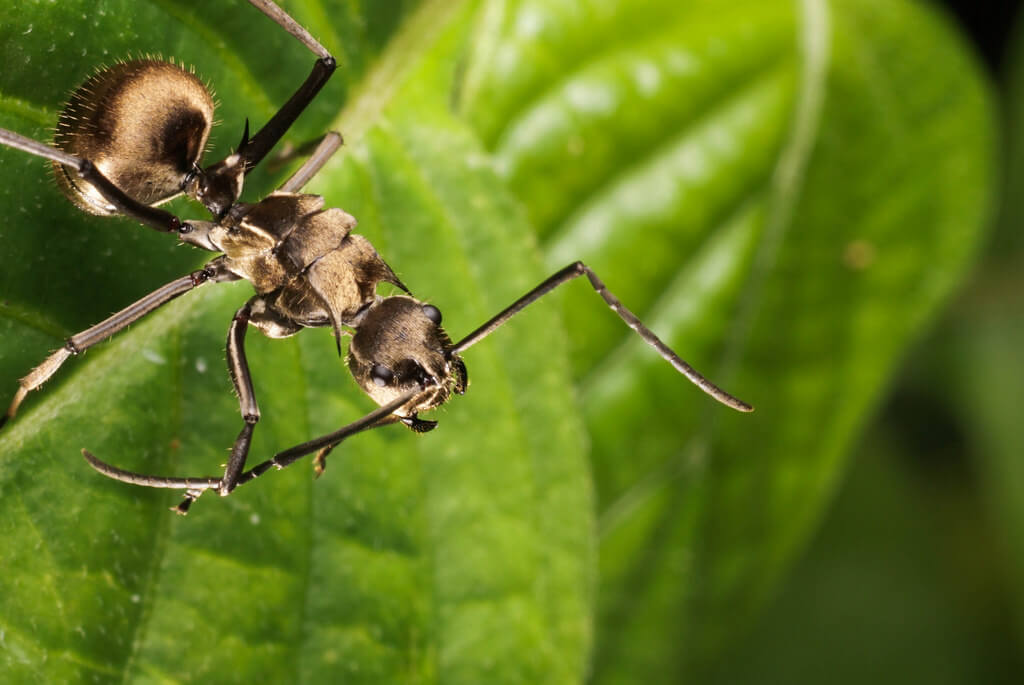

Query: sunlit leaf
[461,0,996,677]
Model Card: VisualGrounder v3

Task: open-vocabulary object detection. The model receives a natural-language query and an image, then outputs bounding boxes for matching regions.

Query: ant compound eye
[422,304,442,325]
[370,364,394,387]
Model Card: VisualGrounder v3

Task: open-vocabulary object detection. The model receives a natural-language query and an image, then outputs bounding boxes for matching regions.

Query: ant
[0,0,752,515]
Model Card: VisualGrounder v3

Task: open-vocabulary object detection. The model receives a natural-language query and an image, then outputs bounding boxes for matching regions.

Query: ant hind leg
[235,0,338,173]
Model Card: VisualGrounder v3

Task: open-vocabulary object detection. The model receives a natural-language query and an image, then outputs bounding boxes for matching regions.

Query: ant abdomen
[54,59,214,215]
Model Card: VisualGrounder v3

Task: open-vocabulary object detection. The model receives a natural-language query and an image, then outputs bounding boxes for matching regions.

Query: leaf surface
[0,0,998,681]
[460,0,996,676]
[0,1,590,682]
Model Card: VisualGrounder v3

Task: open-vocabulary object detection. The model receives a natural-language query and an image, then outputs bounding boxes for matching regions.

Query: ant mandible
[0,0,752,514]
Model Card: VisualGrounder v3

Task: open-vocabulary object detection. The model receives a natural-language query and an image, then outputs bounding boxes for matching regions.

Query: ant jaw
[401,414,438,433]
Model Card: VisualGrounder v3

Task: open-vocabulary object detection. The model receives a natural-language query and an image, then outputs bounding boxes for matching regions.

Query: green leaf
[920,6,1024,647]
[697,423,1022,685]
[460,0,996,678]
[0,1,590,682]
[0,0,998,681]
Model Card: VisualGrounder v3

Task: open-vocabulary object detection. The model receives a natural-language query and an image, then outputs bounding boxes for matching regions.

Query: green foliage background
[0,0,1012,682]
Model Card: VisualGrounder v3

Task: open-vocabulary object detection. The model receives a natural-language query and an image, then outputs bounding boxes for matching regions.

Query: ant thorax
[182,192,405,339]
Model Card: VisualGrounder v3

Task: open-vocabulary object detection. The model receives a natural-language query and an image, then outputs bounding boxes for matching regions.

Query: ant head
[53,59,214,215]
[347,296,468,415]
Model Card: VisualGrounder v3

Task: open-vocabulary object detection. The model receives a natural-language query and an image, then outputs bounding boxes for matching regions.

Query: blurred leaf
[953,296,1024,645]
[460,0,996,677]
[997,5,1024,259]
[0,1,591,682]
[698,424,1023,685]
[0,0,999,681]
[904,281,1024,658]
[922,4,1024,650]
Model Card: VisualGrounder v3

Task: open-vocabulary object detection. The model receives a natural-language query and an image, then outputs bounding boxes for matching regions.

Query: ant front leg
[82,387,424,514]
[310,413,436,476]
[239,389,417,483]
[1,258,237,430]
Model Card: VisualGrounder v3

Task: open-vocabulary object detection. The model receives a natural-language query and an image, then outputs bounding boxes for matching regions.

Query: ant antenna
[451,261,753,413]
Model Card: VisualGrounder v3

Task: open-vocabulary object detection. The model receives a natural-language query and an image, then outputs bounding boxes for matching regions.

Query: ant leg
[265,132,340,174]
[306,415,428,479]
[238,389,416,482]
[450,261,754,413]
[278,132,343,193]
[219,300,261,494]
[1,258,237,430]
[81,450,221,515]
[81,386,422,513]
[0,128,189,234]
[311,413,435,476]
[237,0,337,172]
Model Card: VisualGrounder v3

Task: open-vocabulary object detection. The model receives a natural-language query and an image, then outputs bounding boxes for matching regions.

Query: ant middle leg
[1,259,238,430]
[219,300,262,494]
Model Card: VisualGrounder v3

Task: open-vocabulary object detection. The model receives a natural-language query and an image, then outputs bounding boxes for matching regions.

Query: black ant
[0,0,752,515]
